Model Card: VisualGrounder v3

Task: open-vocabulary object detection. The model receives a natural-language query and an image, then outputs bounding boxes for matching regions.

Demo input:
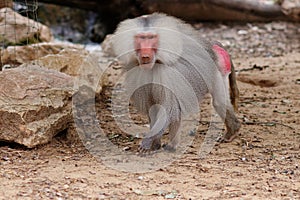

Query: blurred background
[6,0,300,43]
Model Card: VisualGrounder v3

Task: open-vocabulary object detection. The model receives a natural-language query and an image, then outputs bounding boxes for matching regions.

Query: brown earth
[0,21,299,199]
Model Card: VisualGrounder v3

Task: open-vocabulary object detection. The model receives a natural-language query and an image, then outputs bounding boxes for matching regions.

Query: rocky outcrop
[0,44,114,147]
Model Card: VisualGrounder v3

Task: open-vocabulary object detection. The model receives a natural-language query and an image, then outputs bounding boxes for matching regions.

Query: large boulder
[0,7,53,45]
[0,65,74,148]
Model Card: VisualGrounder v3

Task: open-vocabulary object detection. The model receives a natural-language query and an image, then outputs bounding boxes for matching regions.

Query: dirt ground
[0,21,299,199]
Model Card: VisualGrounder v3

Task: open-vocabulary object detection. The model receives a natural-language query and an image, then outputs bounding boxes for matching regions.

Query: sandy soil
[0,21,299,199]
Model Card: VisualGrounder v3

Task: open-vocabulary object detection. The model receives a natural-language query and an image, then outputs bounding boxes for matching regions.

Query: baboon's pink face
[134,32,158,69]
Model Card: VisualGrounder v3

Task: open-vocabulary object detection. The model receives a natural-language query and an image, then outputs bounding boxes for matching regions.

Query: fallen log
[22,0,297,21]
[140,0,286,21]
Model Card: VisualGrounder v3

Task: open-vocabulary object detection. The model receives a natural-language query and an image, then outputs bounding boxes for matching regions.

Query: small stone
[63,184,69,189]
[237,30,248,35]
[165,192,177,199]
[281,99,291,104]
[2,156,10,161]
[251,26,259,31]
[188,129,196,136]
[123,146,130,151]
[56,192,62,197]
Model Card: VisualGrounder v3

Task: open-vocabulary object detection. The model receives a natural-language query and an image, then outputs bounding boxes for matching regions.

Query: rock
[1,42,84,67]
[0,0,12,8]
[1,41,117,147]
[237,30,248,35]
[0,65,74,148]
[28,48,114,145]
[1,41,109,85]
[101,34,114,56]
[30,48,108,93]
[0,7,53,46]
[237,73,279,87]
[281,0,300,21]
[100,34,124,87]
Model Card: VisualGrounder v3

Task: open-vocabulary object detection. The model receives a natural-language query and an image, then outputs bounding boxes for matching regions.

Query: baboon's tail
[229,59,239,111]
